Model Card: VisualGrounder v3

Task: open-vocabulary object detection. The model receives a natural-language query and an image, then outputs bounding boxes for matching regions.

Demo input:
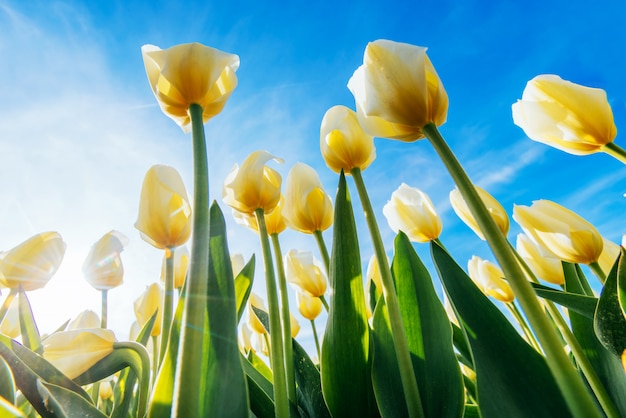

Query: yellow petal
[82,230,127,290]
[382,183,441,242]
[449,186,509,240]
[133,283,164,336]
[283,163,333,234]
[284,250,327,297]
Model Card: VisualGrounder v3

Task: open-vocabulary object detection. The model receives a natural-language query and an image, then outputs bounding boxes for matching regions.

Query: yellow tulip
[467,256,514,303]
[99,380,113,401]
[141,42,239,132]
[296,290,323,321]
[238,323,254,354]
[0,298,20,338]
[160,245,189,289]
[365,254,384,294]
[133,283,164,336]
[135,164,192,250]
[320,105,376,173]
[43,329,116,379]
[283,163,333,234]
[516,234,564,285]
[598,237,620,276]
[230,253,246,277]
[284,250,327,297]
[68,309,101,330]
[247,292,268,335]
[449,186,509,240]
[290,313,300,338]
[232,195,287,235]
[222,151,283,215]
[513,200,603,265]
[82,230,127,291]
[348,39,448,142]
[382,183,441,243]
[0,232,65,291]
[512,75,616,155]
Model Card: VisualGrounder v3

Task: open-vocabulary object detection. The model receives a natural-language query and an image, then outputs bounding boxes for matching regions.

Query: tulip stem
[113,341,151,418]
[588,261,607,285]
[602,142,626,165]
[271,233,297,406]
[319,295,330,312]
[310,319,321,361]
[159,248,175,367]
[100,290,108,328]
[350,167,425,418]
[423,123,602,418]
[506,302,541,352]
[0,288,17,324]
[256,209,290,418]
[174,103,210,416]
[314,230,330,275]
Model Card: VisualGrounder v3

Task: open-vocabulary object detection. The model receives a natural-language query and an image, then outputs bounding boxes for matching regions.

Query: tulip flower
[230,253,246,277]
[99,381,113,401]
[68,309,101,330]
[296,290,323,321]
[516,234,565,285]
[222,151,283,215]
[290,313,300,338]
[43,329,116,379]
[283,163,333,234]
[598,237,620,276]
[365,254,384,294]
[467,256,514,303]
[348,39,448,141]
[0,232,66,291]
[141,42,239,132]
[449,186,509,240]
[320,105,376,173]
[232,195,287,235]
[512,75,616,155]
[513,200,603,265]
[135,165,192,250]
[160,245,189,289]
[383,183,442,243]
[83,230,127,291]
[247,292,268,335]
[0,298,20,338]
[134,283,164,337]
[284,250,327,298]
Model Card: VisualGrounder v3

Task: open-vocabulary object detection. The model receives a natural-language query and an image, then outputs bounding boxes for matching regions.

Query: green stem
[256,209,290,418]
[113,341,151,418]
[588,261,607,285]
[271,233,297,406]
[319,295,330,312]
[313,230,330,275]
[423,123,602,418]
[602,142,626,164]
[0,288,17,324]
[159,248,175,367]
[350,167,425,418]
[100,290,108,329]
[310,319,321,362]
[506,302,541,352]
[174,103,210,416]
[152,335,159,386]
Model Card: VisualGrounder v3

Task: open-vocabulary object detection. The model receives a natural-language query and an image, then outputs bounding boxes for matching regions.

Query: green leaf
[321,172,377,417]
[0,354,15,403]
[618,249,626,319]
[462,404,480,418]
[530,283,597,318]
[17,290,42,355]
[235,255,255,323]
[247,348,273,383]
[563,262,626,416]
[293,339,331,418]
[594,249,626,356]
[242,353,275,418]
[203,202,249,416]
[431,241,572,418]
[36,380,107,418]
[0,395,26,417]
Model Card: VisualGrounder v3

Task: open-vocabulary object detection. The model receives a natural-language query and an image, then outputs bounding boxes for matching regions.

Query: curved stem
[350,167,425,418]
[319,295,330,312]
[589,261,607,285]
[113,341,151,418]
[313,230,330,275]
[100,290,108,328]
[310,319,321,361]
[271,233,297,406]
[256,209,290,418]
[174,103,210,416]
[602,142,626,164]
[424,121,602,418]
[159,248,175,367]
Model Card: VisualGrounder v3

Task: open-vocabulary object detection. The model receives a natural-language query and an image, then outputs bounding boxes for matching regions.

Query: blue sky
[1,0,626,342]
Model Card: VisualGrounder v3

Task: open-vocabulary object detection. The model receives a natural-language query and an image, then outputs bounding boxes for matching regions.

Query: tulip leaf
[0,355,15,403]
[235,255,255,323]
[530,282,597,318]
[36,380,106,418]
[0,395,25,418]
[618,249,626,319]
[321,172,377,417]
[463,404,480,418]
[17,290,42,355]
[242,353,275,418]
[594,250,626,356]
[293,339,331,418]
[431,241,572,418]
[563,261,626,416]
[203,202,249,416]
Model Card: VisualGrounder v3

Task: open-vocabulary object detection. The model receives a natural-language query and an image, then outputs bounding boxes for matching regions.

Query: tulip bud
[284,250,327,297]
[222,151,283,215]
[320,105,376,173]
[0,232,66,291]
[513,200,603,265]
[467,256,514,303]
[141,43,239,132]
[247,292,268,335]
[99,380,113,401]
[383,183,442,243]
[43,329,116,379]
[83,230,127,291]
[135,165,191,250]
[0,298,20,338]
[133,283,164,336]
[516,234,564,285]
[449,186,509,240]
[512,75,616,155]
[296,290,323,321]
[232,195,287,235]
[348,39,448,142]
[68,310,101,330]
[365,254,384,294]
[290,313,300,338]
[283,163,333,234]
[160,246,189,289]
